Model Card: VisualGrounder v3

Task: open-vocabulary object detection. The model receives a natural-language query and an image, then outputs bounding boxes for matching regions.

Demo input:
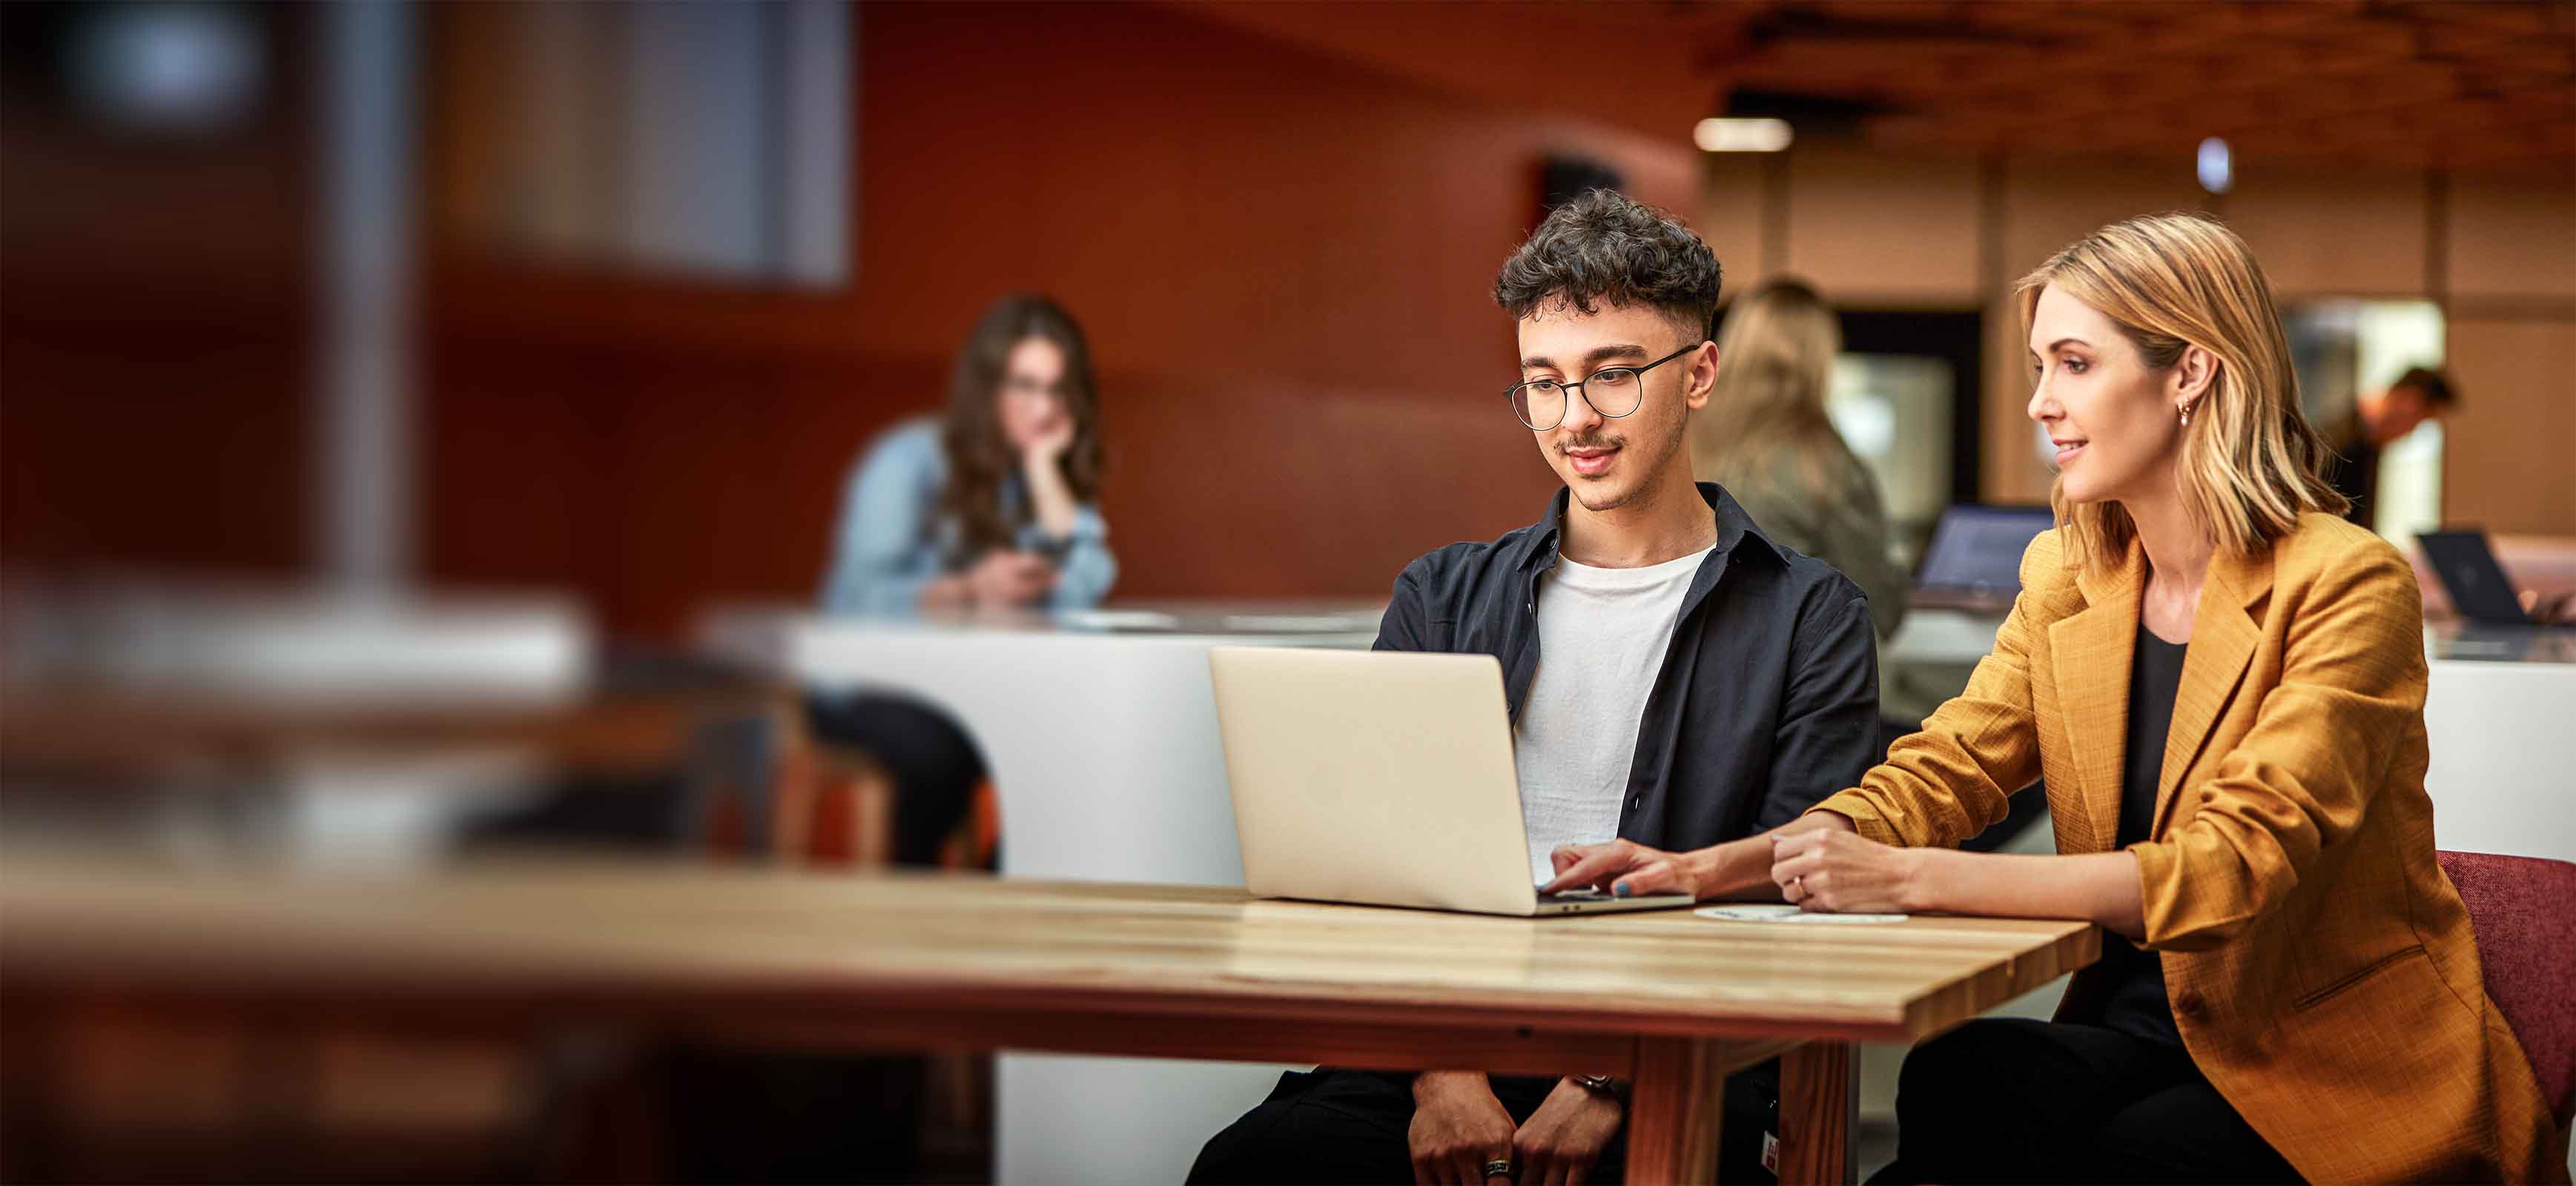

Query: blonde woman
[1548,214,2560,1182]
[1691,279,1907,640]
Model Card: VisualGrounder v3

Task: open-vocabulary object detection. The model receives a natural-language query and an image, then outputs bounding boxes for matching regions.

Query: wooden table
[0,649,792,782]
[0,650,802,864]
[0,859,2097,1184]
[701,601,1387,1180]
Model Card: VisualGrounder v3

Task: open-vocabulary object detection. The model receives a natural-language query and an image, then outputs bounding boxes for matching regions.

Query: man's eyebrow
[1522,343,1650,371]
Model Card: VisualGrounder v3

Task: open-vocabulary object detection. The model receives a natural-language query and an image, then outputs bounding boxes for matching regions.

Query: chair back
[2437,849,2576,1124]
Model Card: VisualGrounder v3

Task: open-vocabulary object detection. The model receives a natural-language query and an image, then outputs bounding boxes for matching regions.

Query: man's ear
[1687,342,1720,411]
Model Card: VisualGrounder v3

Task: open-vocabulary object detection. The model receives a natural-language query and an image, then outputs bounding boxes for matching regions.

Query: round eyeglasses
[1505,343,1700,431]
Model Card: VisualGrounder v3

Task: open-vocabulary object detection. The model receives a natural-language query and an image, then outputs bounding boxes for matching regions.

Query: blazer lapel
[2049,543,2144,855]
[2154,546,2268,831]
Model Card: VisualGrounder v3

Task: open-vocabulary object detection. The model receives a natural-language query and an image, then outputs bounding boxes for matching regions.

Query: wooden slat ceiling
[1706,1,2576,170]
[1178,1,2576,171]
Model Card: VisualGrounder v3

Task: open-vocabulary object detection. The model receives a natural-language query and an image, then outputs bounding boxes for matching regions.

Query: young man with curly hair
[1189,191,1883,1185]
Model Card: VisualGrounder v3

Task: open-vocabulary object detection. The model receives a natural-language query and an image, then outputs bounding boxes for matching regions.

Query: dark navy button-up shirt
[1374,483,1882,853]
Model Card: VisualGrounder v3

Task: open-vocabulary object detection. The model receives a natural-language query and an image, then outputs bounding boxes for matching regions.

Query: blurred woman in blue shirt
[813,295,1116,869]
[822,294,1117,615]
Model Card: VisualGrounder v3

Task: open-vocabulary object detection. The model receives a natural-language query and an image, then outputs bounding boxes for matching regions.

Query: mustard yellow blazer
[1814,513,2563,1184]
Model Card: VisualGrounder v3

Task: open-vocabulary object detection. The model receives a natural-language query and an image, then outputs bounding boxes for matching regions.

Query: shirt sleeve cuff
[2128,838,2183,947]
[1804,792,1901,847]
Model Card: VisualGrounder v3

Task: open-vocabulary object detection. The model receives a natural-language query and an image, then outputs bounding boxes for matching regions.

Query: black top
[2096,624,2190,1046]
[1373,483,1882,852]
[2320,412,2380,529]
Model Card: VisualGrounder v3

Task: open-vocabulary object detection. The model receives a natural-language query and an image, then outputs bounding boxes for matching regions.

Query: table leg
[1628,1037,1725,1185]
[1775,1040,1857,1185]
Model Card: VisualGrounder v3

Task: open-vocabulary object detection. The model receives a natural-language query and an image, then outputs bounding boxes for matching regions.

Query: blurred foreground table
[0,858,2097,1185]
[702,600,1386,1182]
[0,651,797,867]
[0,652,788,780]
[1,585,799,862]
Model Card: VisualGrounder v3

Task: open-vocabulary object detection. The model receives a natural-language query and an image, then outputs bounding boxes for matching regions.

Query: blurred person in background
[1191,191,1881,1186]
[2317,365,2458,529]
[1549,214,2559,1184]
[813,294,1115,867]
[1690,278,1908,642]
[822,293,1116,616]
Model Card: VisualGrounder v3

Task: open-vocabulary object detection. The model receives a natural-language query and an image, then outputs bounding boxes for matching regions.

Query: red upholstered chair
[2437,849,2576,1127]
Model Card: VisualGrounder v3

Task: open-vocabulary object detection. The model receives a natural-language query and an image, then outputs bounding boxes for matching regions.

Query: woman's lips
[2053,442,2087,466]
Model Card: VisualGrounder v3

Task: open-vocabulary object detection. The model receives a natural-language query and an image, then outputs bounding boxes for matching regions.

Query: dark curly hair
[1493,190,1723,342]
[2389,365,2459,408]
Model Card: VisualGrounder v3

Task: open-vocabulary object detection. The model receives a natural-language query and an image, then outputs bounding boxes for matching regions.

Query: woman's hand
[1023,416,1076,468]
[963,549,1057,608]
[1018,417,1081,540]
[1541,840,1705,900]
[1768,829,1923,913]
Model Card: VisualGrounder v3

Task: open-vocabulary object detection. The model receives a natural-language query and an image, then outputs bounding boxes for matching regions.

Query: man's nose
[1560,385,1606,434]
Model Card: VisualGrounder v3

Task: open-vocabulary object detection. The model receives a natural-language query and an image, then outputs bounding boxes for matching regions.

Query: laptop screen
[1915,506,2056,592]
[2417,530,2529,625]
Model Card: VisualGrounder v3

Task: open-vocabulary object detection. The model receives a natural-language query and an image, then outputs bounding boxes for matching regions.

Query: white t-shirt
[1513,546,1713,884]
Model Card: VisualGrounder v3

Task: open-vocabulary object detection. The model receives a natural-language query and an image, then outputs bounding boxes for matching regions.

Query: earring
[2180,404,2193,425]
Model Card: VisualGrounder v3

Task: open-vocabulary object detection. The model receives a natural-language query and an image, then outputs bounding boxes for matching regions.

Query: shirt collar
[1511,483,1786,572]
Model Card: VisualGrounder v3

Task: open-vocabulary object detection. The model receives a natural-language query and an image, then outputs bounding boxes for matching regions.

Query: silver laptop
[1208,646,1695,916]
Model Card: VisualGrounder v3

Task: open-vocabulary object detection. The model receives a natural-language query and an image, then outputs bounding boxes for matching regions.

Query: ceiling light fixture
[1694,117,1794,153]
[2197,136,2233,194]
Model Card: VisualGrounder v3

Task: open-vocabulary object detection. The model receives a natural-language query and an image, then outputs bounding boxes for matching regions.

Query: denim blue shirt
[820,418,1117,615]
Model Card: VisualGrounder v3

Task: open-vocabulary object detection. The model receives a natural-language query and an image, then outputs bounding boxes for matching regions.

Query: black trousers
[1187,1063,1779,1185]
[1875,1018,2300,1185]
[804,692,985,866]
[660,1047,925,1183]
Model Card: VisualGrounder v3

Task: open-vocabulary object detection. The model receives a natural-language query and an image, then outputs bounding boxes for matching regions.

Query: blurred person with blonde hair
[1691,279,1907,641]
[1549,213,2561,1183]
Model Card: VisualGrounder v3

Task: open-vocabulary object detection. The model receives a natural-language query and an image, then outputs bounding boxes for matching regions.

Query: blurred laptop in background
[1908,506,2057,613]
[2417,530,2574,628]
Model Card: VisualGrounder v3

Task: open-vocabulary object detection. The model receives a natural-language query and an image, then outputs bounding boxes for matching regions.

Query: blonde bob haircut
[1692,278,1845,492]
[2017,213,2347,574]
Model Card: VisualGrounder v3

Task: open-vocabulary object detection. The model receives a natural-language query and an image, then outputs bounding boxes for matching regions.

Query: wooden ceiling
[1180,1,2576,171]
[1711,1,2576,170]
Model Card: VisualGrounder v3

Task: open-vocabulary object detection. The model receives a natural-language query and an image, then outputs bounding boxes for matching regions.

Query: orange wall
[420,2,1701,637]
